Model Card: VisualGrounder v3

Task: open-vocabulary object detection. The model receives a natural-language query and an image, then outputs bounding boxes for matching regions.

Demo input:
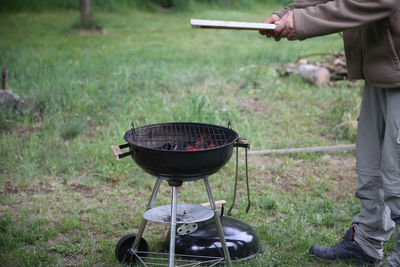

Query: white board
[190,19,276,31]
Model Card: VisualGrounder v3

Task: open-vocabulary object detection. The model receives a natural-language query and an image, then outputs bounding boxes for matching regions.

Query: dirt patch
[238,98,271,114]
[248,153,357,201]
[69,183,93,198]
[1,180,19,194]
[0,178,52,195]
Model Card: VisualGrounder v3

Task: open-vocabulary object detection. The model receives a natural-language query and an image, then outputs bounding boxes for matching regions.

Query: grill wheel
[115,233,148,265]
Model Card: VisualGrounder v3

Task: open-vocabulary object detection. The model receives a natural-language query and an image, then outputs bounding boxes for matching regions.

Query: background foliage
[1,0,292,13]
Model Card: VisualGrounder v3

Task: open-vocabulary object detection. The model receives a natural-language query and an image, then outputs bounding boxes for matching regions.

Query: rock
[0,89,24,113]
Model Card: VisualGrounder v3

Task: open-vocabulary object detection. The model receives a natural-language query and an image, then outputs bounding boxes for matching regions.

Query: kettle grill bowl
[123,122,239,181]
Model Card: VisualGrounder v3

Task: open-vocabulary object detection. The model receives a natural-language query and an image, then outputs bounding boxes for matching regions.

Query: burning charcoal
[160,143,178,151]
[185,135,216,151]
[175,142,190,151]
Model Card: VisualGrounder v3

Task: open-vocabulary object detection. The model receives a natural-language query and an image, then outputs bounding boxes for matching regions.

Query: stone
[0,89,24,113]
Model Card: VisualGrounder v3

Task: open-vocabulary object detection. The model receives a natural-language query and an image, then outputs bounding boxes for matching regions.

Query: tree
[80,0,91,29]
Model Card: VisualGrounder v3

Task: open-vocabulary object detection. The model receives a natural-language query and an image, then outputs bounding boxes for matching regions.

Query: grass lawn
[0,3,393,266]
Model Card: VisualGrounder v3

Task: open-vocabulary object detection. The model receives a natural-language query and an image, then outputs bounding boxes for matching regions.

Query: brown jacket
[274,0,400,88]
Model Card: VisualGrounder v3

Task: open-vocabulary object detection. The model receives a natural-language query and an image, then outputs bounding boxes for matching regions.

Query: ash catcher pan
[164,215,262,263]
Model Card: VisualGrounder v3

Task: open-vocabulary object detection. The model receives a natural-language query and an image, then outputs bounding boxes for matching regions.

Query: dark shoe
[309,227,380,266]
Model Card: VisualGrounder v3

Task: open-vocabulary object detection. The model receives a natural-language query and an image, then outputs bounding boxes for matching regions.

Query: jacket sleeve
[274,0,330,18]
[294,0,400,40]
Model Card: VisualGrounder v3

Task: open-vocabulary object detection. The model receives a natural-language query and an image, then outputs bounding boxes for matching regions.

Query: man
[260,1,400,266]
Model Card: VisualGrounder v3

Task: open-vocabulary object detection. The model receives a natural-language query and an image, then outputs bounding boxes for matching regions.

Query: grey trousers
[351,83,400,265]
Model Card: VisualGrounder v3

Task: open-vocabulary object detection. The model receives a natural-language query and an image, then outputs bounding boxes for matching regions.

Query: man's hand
[275,11,297,41]
[259,14,280,39]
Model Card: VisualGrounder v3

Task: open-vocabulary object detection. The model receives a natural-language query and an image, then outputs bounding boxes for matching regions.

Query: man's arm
[260,0,330,41]
[274,0,330,18]
[294,0,400,40]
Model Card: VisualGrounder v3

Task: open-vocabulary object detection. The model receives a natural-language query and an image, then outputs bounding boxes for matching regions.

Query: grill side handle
[111,143,133,160]
[233,137,251,149]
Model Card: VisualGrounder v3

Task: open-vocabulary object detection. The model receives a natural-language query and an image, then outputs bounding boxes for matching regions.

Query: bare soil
[248,153,357,201]
[238,98,271,114]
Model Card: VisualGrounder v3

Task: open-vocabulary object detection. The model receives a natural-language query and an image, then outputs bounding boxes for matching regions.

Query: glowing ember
[187,135,216,151]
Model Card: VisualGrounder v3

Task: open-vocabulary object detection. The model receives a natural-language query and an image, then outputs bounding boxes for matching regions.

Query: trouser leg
[381,87,400,265]
[380,86,400,215]
[387,220,400,267]
[351,83,395,259]
[352,176,393,260]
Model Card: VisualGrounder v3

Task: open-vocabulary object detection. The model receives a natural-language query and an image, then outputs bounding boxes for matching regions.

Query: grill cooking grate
[126,123,237,151]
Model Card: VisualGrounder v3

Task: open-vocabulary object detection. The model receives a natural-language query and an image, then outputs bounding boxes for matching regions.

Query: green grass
[0,3,390,267]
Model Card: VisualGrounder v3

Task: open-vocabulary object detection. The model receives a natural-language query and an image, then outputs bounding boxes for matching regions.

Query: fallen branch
[248,144,355,155]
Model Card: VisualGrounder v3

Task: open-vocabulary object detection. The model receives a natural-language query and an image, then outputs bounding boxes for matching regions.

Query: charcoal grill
[112,122,239,181]
[111,122,256,266]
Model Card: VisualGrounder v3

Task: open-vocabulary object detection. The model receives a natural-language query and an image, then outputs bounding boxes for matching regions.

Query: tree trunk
[80,0,91,29]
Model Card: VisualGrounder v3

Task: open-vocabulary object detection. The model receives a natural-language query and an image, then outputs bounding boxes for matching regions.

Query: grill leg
[169,186,178,267]
[203,177,232,267]
[131,178,162,252]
